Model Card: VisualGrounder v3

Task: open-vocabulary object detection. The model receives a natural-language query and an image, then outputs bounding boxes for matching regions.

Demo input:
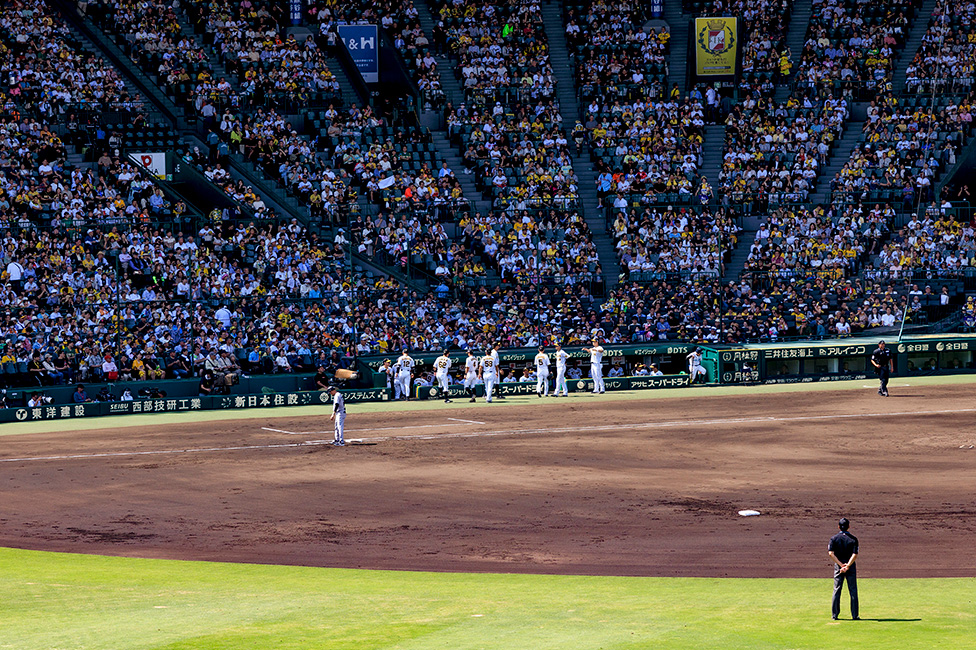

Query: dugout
[712,334,976,384]
[358,342,714,390]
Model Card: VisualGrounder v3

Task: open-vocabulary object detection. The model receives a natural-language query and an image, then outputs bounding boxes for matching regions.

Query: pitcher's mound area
[2,386,974,578]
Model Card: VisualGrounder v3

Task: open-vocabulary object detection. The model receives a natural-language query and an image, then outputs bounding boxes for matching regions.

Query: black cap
[839,517,849,531]
[327,386,337,392]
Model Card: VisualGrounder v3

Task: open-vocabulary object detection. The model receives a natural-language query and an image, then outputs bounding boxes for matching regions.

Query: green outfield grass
[2,548,972,649]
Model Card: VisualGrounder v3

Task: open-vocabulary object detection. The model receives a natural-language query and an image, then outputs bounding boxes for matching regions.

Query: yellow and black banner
[694,17,738,77]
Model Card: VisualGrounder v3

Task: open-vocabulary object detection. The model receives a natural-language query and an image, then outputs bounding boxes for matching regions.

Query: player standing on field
[554,343,569,396]
[328,386,345,446]
[490,343,504,399]
[582,339,606,394]
[686,347,707,384]
[381,359,394,393]
[463,348,479,402]
[870,340,893,396]
[534,346,550,397]
[395,349,414,401]
[479,349,498,403]
[434,350,453,403]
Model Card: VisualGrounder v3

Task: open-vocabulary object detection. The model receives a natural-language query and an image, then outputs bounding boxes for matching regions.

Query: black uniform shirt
[828,530,859,563]
[871,346,892,369]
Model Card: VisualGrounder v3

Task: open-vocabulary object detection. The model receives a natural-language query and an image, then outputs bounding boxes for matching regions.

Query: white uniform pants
[555,368,568,395]
[436,373,449,395]
[483,375,496,401]
[536,371,549,395]
[464,372,477,389]
[333,413,345,444]
[591,364,605,392]
[397,374,411,399]
[691,365,706,382]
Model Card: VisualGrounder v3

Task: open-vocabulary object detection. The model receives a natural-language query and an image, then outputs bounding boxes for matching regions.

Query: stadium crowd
[307,0,447,108]
[698,0,794,93]
[187,0,341,107]
[610,205,742,278]
[794,0,912,99]
[0,0,971,398]
[720,92,848,208]
[2,0,142,115]
[905,0,976,94]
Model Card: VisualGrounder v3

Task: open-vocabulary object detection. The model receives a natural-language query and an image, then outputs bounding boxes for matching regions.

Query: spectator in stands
[73,384,90,403]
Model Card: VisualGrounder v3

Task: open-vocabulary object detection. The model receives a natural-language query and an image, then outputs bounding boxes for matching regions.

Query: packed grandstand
[1,0,975,395]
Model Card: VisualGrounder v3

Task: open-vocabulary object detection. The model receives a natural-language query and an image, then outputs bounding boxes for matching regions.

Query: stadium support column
[719,226,725,344]
[114,252,121,359]
[346,204,357,363]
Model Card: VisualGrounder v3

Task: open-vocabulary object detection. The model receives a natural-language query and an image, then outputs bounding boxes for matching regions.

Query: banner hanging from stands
[338,24,379,83]
[129,152,166,180]
[414,375,690,400]
[0,389,389,423]
[694,17,738,77]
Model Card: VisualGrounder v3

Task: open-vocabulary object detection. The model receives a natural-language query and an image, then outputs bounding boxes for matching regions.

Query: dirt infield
[2,384,975,578]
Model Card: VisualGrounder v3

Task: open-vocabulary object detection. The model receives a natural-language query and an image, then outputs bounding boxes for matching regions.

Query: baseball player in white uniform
[381,359,394,391]
[463,348,479,402]
[328,386,345,446]
[395,350,414,400]
[491,343,504,399]
[582,339,606,394]
[687,347,707,384]
[554,343,569,396]
[388,358,403,400]
[479,349,498,403]
[434,350,453,403]
[534,346,550,397]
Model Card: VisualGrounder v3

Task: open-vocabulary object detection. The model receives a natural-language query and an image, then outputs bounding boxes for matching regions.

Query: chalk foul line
[3,407,975,464]
[262,418,485,436]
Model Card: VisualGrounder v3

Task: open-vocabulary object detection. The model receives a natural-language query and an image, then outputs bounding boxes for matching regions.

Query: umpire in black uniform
[870,340,894,396]
[828,517,859,620]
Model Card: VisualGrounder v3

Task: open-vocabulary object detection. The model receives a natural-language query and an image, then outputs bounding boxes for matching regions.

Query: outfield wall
[3,336,974,422]
[716,336,976,385]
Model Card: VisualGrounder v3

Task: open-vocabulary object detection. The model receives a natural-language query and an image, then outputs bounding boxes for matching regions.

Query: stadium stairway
[810,120,865,205]
[662,0,691,95]
[891,0,939,93]
[773,0,814,104]
[323,52,363,109]
[541,2,621,288]
[66,152,87,169]
[176,13,233,97]
[431,53,466,111]
[428,130,491,214]
[723,229,757,282]
[54,0,183,127]
[701,124,726,195]
[414,1,465,109]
